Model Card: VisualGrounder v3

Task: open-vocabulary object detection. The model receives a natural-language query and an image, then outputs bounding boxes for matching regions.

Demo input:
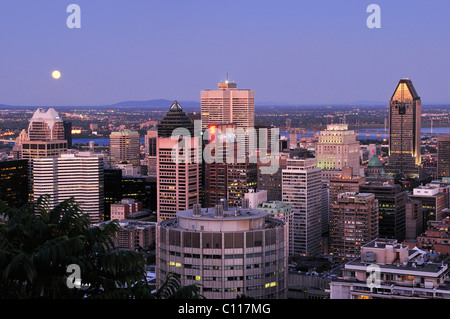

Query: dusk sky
[0,0,449,106]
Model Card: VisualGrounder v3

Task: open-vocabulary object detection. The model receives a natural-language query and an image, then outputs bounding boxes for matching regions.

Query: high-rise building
[157,101,201,221]
[329,192,379,262]
[405,198,423,240]
[282,158,322,257]
[386,78,422,179]
[32,151,104,223]
[201,78,255,131]
[227,159,257,208]
[156,204,288,299]
[315,123,360,180]
[109,129,140,167]
[201,78,255,154]
[329,167,366,204]
[257,154,288,202]
[409,185,447,232]
[360,181,406,241]
[437,135,450,178]
[14,108,68,161]
[0,159,29,208]
[258,201,294,256]
[104,168,123,221]
[145,128,158,175]
[63,120,72,148]
[203,123,236,208]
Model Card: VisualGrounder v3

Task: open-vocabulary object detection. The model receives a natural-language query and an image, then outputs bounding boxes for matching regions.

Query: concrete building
[360,181,406,242]
[315,123,360,181]
[156,204,288,299]
[416,217,450,256]
[14,108,68,161]
[437,135,450,178]
[429,176,450,209]
[329,167,366,204]
[157,101,201,221]
[245,189,268,209]
[116,220,156,251]
[282,158,322,257]
[257,153,288,202]
[109,129,140,167]
[145,128,158,175]
[329,239,450,299]
[409,185,447,231]
[329,193,379,262]
[227,159,258,208]
[0,159,29,208]
[201,78,254,131]
[32,151,104,223]
[110,198,143,220]
[258,201,294,256]
[201,79,255,154]
[405,199,424,240]
[386,79,422,179]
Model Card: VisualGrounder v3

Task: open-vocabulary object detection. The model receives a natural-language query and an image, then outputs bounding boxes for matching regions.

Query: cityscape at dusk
[1,0,450,311]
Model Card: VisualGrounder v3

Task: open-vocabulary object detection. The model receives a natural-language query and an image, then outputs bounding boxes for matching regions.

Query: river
[72,126,450,146]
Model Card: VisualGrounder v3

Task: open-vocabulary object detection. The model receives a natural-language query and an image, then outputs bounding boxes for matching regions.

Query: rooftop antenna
[226,72,229,83]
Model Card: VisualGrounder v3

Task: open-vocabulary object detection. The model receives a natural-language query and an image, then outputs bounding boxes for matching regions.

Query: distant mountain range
[0,99,448,110]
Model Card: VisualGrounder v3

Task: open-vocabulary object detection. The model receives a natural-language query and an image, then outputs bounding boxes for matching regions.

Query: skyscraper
[329,192,379,262]
[109,129,140,167]
[0,159,29,208]
[315,123,361,180]
[437,135,450,178]
[157,101,201,221]
[156,204,288,299]
[201,78,255,131]
[360,181,406,241]
[32,151,105,223]
[14,108,68,161]
[386,78,422,179]
[282,158,322,257]
[144,128,158,175]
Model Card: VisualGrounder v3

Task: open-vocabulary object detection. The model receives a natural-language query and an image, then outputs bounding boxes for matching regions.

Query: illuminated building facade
[437,135,450,178]
[0,159,29,208]
[315,123,360,180]
[282,158,322,257]
[157,101,201,221]
[156,204,288,299]
[109,129,140,167]
[201,79,254,131]
[386,78,422,179]
[15,108,68,161]
[32,151,105,223]
[360,181,406,241]
[329,192,379,262]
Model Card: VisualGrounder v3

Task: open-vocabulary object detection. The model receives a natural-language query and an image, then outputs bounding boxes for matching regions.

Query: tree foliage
[0,196,202,299]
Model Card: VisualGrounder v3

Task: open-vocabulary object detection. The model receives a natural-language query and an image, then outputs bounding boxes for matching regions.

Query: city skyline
[0,1,449,107]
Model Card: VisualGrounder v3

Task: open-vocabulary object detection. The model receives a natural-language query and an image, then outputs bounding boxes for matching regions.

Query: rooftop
[176,205,268,221]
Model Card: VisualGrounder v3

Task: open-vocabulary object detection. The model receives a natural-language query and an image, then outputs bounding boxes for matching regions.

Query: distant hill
[111,99,200,109]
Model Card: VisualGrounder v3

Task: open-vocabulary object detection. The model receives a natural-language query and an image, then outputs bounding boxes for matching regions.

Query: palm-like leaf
[0,196,204,299]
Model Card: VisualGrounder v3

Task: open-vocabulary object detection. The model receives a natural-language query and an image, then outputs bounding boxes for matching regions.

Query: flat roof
[177,206,268,221]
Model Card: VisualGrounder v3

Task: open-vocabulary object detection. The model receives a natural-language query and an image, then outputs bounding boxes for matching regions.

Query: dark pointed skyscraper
[386,78,422,179]
[156,101,201,221]
[157,101,195,138]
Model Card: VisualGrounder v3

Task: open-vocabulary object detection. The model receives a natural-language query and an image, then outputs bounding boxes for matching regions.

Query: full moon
[52,70,61,79]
